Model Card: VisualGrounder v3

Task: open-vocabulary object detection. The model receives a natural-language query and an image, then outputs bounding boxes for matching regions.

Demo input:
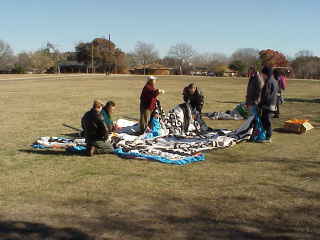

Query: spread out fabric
[32,103,254,165]
[204,103,250,120]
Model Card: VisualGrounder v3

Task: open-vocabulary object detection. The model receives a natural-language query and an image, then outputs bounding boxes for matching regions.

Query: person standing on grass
[273,69,287,118]
[81,100,113,156]
[139,76,165,134]
[182,83,205,114]
[258,66,279,143]
[102,100,117,132]
[246,68,264,115]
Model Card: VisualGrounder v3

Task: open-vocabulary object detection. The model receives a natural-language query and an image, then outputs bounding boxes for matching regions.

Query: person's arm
[106,123,113,133]
[197,91,205,111]
[94,113,108,138]
[265,82,278,108]
[183,88,189,102]
[147,85,160,97]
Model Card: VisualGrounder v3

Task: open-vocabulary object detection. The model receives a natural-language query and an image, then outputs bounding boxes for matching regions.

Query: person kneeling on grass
[81,100,114,156]
[258,66,279,143]
[102,100,118,132]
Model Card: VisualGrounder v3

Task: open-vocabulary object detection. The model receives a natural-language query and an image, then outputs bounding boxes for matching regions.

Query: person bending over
[139,76,165,134]
[259,66,279,143]
[81,100,113,156]
[183,83,204,113]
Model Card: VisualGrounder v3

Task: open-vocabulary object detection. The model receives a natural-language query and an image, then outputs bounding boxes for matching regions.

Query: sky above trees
[0,0,319,57]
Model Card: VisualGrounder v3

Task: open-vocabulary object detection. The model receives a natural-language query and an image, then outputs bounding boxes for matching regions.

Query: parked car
[207,71,215,77]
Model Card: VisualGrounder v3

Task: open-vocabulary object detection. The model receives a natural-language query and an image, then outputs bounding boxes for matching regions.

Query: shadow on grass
[273,128,300,134]
[0,220,93,240]
[285,98,320,103]
[216,100,241,104]
[61,132,82,138]
[53,195,320,240]
[19,149,84,157]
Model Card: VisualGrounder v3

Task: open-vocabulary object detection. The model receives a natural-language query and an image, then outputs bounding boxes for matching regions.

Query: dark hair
[105,101,116,109]
[187,83,196,89]
[261,66,273,78]
[249,66,256,72]
[273,69,281,79]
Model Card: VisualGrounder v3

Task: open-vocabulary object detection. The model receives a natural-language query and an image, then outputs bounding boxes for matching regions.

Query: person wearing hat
[259,66,279,143]
[182,83,204,114]
[139,76,165,134]
[81,100,114,156]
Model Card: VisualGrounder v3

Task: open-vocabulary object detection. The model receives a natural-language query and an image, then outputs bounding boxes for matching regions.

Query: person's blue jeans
[248,105,258,116]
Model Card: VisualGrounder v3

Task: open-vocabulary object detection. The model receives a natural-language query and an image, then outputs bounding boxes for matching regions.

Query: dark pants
[87,139,114,154]
[275,104,280,116]
[261,109,273,139]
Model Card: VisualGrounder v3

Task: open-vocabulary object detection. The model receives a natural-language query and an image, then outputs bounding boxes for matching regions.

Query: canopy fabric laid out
[204,103,250,120]
[32,103,254,165]
[114,117,253,165]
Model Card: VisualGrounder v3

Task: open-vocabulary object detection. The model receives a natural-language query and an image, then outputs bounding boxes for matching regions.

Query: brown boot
[88,146,96,157]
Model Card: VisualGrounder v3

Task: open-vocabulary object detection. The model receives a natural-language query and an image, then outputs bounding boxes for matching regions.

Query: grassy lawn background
[0,75,319,240]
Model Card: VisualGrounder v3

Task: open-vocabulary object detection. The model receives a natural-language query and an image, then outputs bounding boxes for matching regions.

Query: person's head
[93,99,104,112]
[248,66,256,77]
[147,76,157,87]
[273,69,281,80]
[152,109,160,119]
[187,83,197,95]
[261,66,273,81]
[105,101,116,114]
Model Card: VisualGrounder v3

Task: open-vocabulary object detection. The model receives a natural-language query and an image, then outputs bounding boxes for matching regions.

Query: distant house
[59,61,87,73]
[223,68,238,77]
[129,64,173,75]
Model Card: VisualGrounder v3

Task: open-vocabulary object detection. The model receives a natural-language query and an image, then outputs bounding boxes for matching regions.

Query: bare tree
[46,42,68,74]
[131,41,159,74]
[295,50,314,58]
[192,52,228,72]
[0,40,15,71]
[231,48,260,70]
[168,43,196,74]
[30,49,55,73]
[168,43,195,62]
[14,52,32,73]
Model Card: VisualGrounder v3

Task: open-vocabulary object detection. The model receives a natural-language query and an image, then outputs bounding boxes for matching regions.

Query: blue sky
[1,0,319,57]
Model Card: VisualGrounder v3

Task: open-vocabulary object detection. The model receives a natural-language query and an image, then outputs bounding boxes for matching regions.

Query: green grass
[0,75,319,240]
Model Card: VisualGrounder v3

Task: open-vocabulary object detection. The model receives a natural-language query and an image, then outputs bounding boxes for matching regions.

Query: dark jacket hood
[261,66,273,79]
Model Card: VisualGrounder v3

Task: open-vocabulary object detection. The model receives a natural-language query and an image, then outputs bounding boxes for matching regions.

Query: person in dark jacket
[273,69,283,118]
[259,66,279,143]
[246,69,264,115]
[183,83,204,113]
[81,100,113,156]
[139,76,165,134]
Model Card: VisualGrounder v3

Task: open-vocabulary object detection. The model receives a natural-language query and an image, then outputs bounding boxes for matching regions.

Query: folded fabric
[205,103,250,120]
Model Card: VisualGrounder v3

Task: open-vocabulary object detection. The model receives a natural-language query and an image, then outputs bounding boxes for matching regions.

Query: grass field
[0,75,319,240]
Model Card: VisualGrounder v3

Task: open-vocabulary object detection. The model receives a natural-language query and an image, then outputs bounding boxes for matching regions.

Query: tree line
[0,38,320,79]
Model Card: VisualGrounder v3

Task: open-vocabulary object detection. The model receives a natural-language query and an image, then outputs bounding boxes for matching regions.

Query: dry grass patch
[0,75,319,239]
